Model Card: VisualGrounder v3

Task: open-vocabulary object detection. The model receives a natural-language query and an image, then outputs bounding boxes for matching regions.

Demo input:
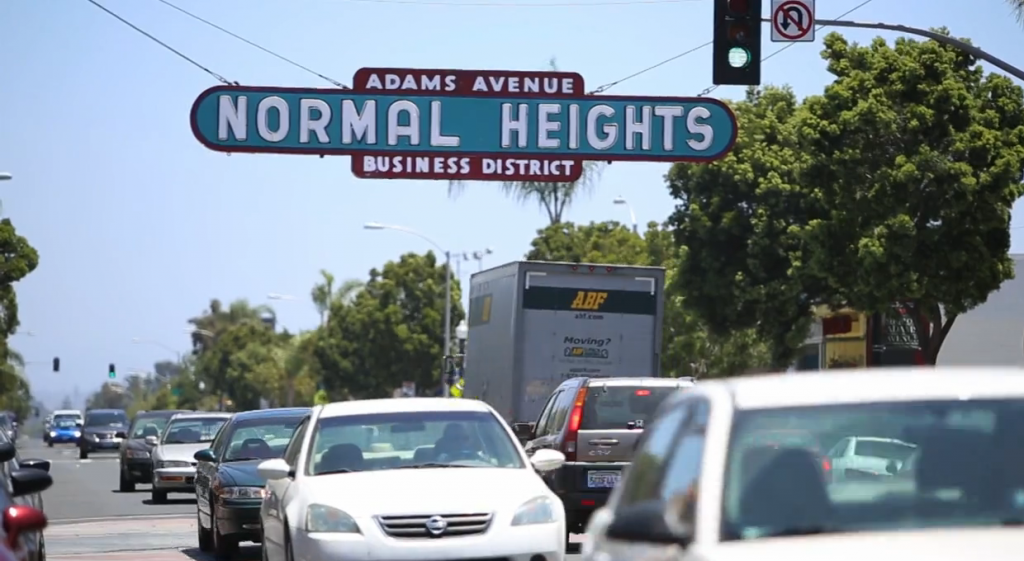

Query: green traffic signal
[108,363,116,379]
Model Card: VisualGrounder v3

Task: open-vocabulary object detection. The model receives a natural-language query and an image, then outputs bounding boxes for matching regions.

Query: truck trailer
[463,260,666,424]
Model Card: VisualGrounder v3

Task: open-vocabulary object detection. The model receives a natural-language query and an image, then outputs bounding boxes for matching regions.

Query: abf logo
[571,291,608,310]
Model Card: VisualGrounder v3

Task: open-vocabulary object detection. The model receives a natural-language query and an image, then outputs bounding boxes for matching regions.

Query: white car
[583,367,1024,561]
[150,412,231,503]
[827,436,917,481]
[258,398,567,561]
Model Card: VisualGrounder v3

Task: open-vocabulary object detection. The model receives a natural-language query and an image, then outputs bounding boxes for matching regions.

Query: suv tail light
[563,386,588,461]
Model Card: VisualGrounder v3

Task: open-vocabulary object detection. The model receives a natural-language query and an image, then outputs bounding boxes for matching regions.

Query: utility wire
[155,0,349,89]
[590,0,875,96]
[84,0,235,85]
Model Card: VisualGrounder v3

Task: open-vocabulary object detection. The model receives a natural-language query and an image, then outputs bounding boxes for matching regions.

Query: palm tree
[1011,0,1024,23]
[310,270,364,326]
[187,298,273,353]
[446,59,605,225]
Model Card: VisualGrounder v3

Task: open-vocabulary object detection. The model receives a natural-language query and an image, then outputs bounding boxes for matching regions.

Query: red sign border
[773,0,813,40]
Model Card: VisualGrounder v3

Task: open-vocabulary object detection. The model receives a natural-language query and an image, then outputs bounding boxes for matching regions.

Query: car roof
[169,412,233,420]
[231,407,310,421]
[585,377,696,388]
[135,410,190,418]
[320,398,492,418]
[87,409,126,414]
[701,367,1024,410]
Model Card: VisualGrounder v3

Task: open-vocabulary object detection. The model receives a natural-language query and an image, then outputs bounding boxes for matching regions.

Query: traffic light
[712,0,762,86]
[108,363,116,379]
[52,357,59,373]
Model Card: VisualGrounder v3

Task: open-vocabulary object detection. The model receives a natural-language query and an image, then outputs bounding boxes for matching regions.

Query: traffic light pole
[778,18,1024,83]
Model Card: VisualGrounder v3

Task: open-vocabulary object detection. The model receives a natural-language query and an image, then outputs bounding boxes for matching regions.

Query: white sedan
[258,397,567,561]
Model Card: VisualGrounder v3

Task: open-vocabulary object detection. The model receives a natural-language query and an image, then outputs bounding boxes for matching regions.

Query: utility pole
[773,17,1024,82]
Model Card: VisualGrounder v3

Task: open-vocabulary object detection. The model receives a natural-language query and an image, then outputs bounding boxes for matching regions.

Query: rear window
[853,439,916,461]
[581,386,680,430]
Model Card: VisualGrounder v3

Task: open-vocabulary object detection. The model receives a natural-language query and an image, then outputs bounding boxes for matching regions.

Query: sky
[2,0,1023,407]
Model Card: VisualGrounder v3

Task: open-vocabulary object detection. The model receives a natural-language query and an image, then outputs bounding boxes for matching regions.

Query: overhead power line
[154,0,349,88]
[84,0,235,85]
[589,0,876,96]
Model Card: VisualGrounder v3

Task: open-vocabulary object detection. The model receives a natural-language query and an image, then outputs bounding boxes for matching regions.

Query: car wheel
[284,526,295,561]
[47,441,53,448]
[213,507,239,560]
[151,489,167,504]
[197,507,213,552]
[35,534,46,561]
[78,448,88,460]
[119,468,135,492]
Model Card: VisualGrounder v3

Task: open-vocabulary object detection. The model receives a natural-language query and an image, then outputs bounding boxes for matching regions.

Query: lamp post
[613,196,638,234]
[364,222,452,397]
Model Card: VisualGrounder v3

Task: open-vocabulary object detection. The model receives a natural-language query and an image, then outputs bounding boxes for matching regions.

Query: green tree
[1010,0,1024,24]
[187,298,273,354]
[0,218,39,416]
[447,59,605,225]
[195,322,278,411]
[526,221,648,263]
[668,32,1024,366]
[310,270,364,326]
[314,252,464,398]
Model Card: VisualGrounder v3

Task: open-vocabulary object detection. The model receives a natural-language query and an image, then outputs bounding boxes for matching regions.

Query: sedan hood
[155,442,209,462]
[305,468,551,517]
[218,460,264,487]
[125,438,153,452]
[709,527,1024,561]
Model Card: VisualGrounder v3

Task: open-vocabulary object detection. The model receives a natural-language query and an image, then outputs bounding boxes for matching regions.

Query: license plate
[587,471,620,488]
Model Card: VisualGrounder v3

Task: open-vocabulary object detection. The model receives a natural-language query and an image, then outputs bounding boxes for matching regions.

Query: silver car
[150,412,232,503]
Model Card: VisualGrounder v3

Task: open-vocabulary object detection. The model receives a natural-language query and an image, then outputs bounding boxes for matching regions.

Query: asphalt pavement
[18,439,583,560]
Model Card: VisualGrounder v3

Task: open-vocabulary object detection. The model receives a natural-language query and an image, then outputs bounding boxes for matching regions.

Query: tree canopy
[668,31,1024,364]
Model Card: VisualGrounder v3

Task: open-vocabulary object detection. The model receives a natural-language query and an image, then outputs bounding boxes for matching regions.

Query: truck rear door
[575,380,687,462]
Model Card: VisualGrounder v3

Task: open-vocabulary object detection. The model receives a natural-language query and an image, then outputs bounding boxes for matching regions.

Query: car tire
[151,489,167,504]
[119,468,135,492]
[78,448,88,460]
[284,526,295,561]
[47,441,53,448]
[212,507,239,560]
[35,534,46,561]
[197,508,214,552]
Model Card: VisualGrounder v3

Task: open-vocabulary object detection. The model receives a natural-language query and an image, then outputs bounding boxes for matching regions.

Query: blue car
[47,419,81,446]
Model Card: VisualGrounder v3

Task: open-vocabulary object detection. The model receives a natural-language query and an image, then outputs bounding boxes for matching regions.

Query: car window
[582,385,680,430]
[853,439,917,461]
[221,417,303,462]
[306,410,524,474]
[130,416,171,438]
[85,411,127,426]
[534,390,563,437]
[660,401,708,527]
[283,417,309,466]
[827,437,851,457]
[720,399,1024,541]
[162,417,228,444]
[616,403,690,508]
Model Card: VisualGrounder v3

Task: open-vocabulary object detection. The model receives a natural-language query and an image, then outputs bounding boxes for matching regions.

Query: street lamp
[364,221,453,396]
[132,337,182,363]
[455,319,468,354]
[613,196,638,234]
[267,293,295,300]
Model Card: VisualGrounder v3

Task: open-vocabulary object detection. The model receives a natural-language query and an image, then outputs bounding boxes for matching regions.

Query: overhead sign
[771,0,815,43]
[189,70,738,182]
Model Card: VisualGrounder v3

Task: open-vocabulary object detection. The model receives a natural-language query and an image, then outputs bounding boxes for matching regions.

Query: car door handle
[589,439,619,445]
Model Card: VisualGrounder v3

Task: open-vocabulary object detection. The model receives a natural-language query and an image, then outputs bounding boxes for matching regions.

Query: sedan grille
[375,512,493,538]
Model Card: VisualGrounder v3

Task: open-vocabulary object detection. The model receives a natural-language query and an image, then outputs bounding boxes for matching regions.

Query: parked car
[257,399,566,561]
[118,409,191,492]
[827,436,918,481]
[150,412,231,503]
[583,368,1024,561]
[1,505,48,561]
[0,430,52,561]
[194,407,309,559]
[78,409,128,459]
[514,376,694,542]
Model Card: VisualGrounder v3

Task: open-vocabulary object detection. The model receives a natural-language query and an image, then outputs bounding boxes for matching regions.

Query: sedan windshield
[222,417,303,462]
[306,410,524,475]
[86,412,127,426]
[721,399,1024,540]
[162,417,227,444]
[131,417,171,439]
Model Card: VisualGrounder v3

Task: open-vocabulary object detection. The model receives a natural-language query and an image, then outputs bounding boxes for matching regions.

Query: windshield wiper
[223,457,262,462]
[316,468,353,475]
[760,525,833,537]
[392,462,475,469]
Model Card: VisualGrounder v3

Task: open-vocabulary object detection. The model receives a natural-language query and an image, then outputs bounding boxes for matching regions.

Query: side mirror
[529,449,566,472]
[193,449,216,463]
[512,422,535,442]
[257,458,293,481]
[606,499,691,546]
[10,468,52,497]
[0,442,14,463]
[18,459,50,474]
[2,505,47,550]
[144,436,159,446]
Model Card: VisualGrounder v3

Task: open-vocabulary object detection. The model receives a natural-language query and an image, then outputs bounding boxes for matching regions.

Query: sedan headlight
[48,431,56,437]
[306,504,360,533]
[218,486,266,499]
[157,460,190,469]
[125,450,149,459]
[73,431,81,437]
[511,496,557,526]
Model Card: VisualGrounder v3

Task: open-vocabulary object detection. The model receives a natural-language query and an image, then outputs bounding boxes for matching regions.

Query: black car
[118,409,191,492]
[78,409,129,459]
[194,407,308,560]
[0,427,52,561]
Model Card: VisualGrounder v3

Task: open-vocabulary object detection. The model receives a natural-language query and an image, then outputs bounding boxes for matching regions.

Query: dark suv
[515,376,694,539]
[78,409,129,459]
[118,409,191,492]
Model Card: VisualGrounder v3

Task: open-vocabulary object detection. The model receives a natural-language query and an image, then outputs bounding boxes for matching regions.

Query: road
[18,440,584,560]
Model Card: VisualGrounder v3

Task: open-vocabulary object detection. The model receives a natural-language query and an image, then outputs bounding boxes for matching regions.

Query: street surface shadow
[181,544,261,560]
[109,489,143,494]
[142,498,197,506]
